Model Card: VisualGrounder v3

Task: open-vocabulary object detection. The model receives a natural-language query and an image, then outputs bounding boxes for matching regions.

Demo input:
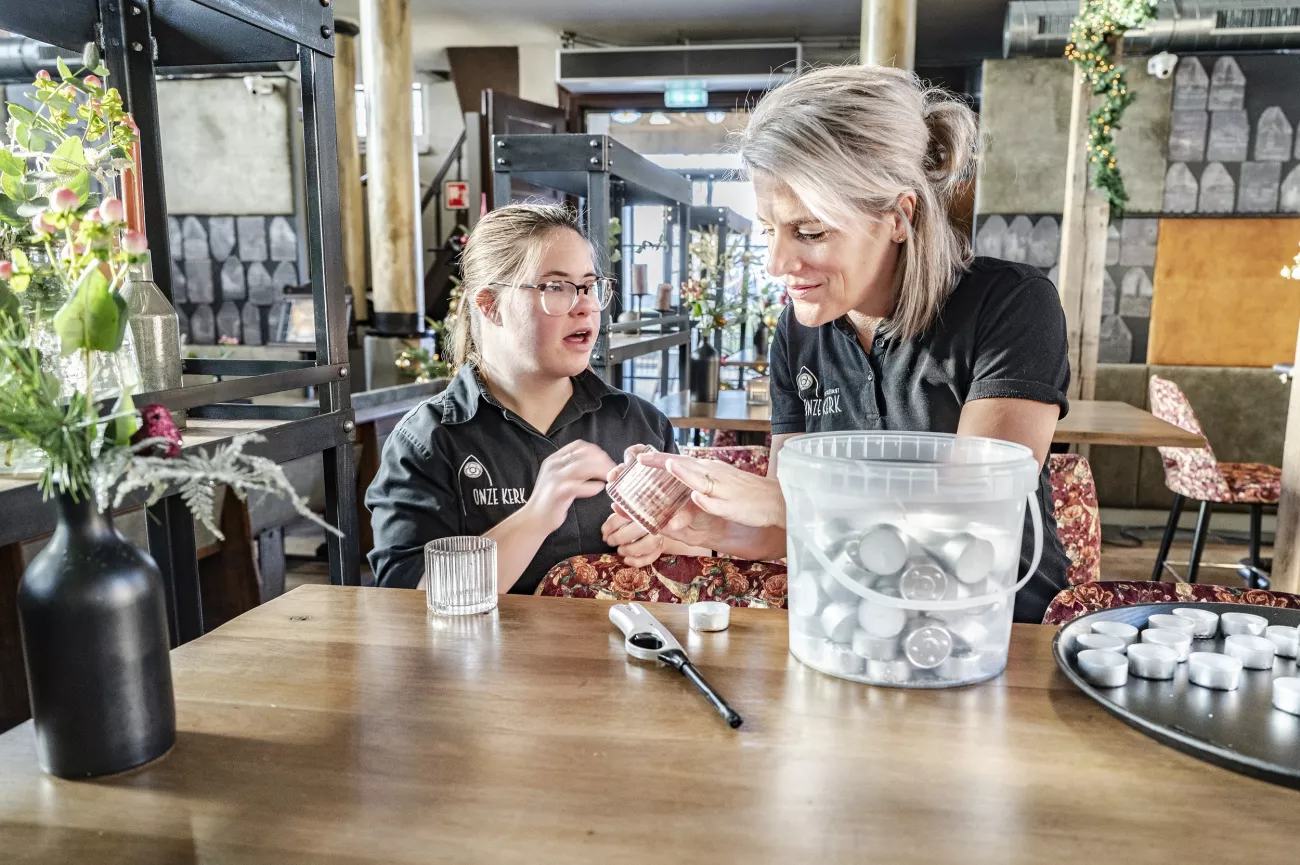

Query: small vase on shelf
[18,492,175,779]
[690,339,721,403]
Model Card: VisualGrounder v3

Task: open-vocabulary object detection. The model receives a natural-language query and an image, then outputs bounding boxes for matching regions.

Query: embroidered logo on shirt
[458,455,527,508]
[797,366,819,396]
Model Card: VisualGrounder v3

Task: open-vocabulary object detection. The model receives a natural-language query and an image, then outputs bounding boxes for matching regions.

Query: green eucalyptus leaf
[94,64,109,77]
[53,266,124,355]
[104,389,138,447]
[56,57,73,82]
[1,173,23,201]
[51,137,85,175]
[0,150,24,176]
[8,104,36,126]
[0,196,25,228]
[68,170,90,204]
[46,95,72,114]
[11,248,31,272]
[16,198,48,217]
[82,42,101,71]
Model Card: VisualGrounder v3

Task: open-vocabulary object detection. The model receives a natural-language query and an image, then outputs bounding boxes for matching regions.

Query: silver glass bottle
[120,252,186,428]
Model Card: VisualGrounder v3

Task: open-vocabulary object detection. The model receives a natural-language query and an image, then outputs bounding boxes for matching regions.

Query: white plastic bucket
[777,432,1042,688]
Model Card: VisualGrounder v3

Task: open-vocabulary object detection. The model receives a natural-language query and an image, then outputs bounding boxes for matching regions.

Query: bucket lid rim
[777,431,1038,473]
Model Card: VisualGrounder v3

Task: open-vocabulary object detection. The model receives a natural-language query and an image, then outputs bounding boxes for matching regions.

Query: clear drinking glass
[424,537,497,615]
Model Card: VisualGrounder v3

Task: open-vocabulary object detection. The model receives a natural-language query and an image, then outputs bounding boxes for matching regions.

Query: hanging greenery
[1064,0,1157,217]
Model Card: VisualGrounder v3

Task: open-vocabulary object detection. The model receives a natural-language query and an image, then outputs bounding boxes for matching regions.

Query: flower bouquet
[0,49,338,781]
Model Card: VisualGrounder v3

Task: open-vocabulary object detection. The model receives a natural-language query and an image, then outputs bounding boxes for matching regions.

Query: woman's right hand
[525,440,616,534]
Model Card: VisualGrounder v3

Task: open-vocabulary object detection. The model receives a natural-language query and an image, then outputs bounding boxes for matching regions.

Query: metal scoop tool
[609,602,743,729]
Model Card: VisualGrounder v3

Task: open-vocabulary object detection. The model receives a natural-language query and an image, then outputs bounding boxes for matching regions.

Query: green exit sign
[665,85,708,109]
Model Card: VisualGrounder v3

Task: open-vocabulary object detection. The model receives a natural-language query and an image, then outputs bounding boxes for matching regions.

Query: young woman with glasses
[366,204,705,594]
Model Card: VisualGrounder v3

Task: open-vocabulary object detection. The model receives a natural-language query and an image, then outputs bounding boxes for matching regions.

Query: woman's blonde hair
[738,65,978,339]
[449,203,590,368]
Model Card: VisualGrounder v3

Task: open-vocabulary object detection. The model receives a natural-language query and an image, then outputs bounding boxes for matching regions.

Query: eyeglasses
[489,278,616,316]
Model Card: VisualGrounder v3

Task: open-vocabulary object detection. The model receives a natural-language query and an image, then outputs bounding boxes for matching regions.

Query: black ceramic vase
[753,322,769,356]
[18,492,175,779]
[690,340,721,403]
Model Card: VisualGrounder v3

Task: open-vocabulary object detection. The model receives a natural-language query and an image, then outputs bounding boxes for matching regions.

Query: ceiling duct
[557,43,801,96]
[1004,0,1300,57]
[0,37,79,83]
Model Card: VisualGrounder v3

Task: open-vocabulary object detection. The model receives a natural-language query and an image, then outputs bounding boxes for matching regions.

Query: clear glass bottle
[120,252,186,429]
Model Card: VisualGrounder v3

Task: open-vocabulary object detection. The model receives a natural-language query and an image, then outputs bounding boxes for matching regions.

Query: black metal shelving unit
[490,133,694,392]
[0,0,359,646]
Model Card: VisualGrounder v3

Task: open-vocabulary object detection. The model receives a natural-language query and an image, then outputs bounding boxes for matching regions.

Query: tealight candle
[1146,614,1197,637]
[1188,652,1243,690]
[1091,621,1139,647]
[787,574,824,618]
[1076,632,1127,655]
[866,658,912,684]
[1171,607,1219,639]
[1127,643,1179,680]
[1077,649,1128,687]
[688,601,730,632]
[1141,628,1192,662]
[854,525,909,576]
[858,597,907,639]
[901,620,953,670]
[898,563,951,602]
[935,534,995,585]
[852,628,899,661]
[828,643,865,676]
[1220,612,1268,637]
[1224,634,1276,670]
[1265,625,1300,659]
[820,601,859,644]
[1272,677,1300,716]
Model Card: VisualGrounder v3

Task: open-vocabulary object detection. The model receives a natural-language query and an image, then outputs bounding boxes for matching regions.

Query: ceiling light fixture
[648,112,671,126]
[705,111,727,125]
[611,110,642,124]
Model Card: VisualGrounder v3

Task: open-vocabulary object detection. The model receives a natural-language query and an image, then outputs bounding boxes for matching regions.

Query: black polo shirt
[770,257,1073,624]
[365,365,678,594]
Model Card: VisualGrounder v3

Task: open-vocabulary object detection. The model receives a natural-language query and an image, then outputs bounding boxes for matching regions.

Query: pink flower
[98,196,125,223]
[84,207,102,223]
[121,229,148,255]
[49,186,79,213]
[84,75,102,91]
[0,261,12,280]
[35,69,51,82]
[30,212,57,235]
[130,405,182,458]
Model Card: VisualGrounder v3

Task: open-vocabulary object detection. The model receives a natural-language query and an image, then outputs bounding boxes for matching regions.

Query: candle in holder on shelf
[655,283,673,312]
[632,263,649,296]
[746,376,771,405]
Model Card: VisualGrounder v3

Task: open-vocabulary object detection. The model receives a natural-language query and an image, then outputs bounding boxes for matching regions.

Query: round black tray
[1053,602,1300,789]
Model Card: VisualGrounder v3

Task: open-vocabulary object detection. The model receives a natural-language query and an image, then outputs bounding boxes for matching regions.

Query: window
[355,82,425,140]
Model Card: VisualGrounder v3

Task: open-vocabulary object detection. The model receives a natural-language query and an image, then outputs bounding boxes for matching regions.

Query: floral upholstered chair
[536,555,788,608]
[1148,376,1278,587]
[1043,581,1300,625]
[711,430,774,449]
[1047,453,1101,586]
[680,445,770,476]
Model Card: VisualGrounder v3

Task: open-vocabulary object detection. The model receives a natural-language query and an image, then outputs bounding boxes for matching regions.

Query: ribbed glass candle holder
[424,537,497,616]
[606,457,692,535]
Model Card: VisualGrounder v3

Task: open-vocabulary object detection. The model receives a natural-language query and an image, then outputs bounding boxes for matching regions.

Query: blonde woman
[366,204,700,593]
[628,66,1072,623]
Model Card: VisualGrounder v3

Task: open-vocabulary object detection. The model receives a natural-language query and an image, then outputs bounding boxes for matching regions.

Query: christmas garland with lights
[1064,0,1157,217]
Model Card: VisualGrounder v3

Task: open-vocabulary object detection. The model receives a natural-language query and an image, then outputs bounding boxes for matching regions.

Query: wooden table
[2,588,1294,863]
[655,391,1205,447]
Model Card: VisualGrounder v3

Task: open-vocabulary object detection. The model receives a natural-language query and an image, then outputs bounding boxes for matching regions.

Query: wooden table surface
[1,587,1293,863]
[655,391,1205,447]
